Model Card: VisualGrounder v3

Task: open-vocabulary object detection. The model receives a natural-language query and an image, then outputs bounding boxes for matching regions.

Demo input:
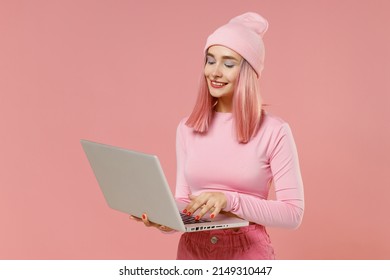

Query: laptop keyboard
[180,212,210,224]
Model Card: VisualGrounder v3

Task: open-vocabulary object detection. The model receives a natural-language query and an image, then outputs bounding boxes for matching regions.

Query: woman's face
[204,45,242,102]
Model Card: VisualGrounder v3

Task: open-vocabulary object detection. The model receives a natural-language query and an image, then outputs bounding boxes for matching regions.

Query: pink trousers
[176,224,275,260]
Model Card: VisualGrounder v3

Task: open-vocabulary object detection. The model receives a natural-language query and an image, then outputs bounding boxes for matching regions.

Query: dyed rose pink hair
[185,59,262,144]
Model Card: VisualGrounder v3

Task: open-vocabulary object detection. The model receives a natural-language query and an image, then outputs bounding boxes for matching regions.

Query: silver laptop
[80,139,249,232]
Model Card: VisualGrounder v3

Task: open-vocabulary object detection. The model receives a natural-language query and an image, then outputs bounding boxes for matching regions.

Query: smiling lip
[210,80,227,88]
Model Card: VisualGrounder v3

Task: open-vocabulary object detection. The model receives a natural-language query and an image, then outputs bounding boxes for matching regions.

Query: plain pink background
[1,0,389,259]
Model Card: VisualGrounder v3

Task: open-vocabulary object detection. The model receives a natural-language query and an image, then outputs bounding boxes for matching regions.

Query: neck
[215,96,233,112]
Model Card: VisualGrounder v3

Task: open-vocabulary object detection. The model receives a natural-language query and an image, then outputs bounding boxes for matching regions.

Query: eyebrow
[206,53,241,62]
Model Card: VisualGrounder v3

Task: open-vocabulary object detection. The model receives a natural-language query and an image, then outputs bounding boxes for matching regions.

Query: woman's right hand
[129,213,174,232]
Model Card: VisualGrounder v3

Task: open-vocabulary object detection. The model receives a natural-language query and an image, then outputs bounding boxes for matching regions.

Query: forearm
[224,191,304,229]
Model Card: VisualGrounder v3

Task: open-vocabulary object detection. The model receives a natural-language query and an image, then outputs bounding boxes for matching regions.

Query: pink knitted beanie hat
[205,12,269,76]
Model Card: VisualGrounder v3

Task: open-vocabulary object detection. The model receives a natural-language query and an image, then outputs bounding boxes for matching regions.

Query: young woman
[131,12,304,260]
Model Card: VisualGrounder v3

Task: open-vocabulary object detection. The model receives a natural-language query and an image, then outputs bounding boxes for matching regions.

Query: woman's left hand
[129,214,174,232]
[184,192,227,220]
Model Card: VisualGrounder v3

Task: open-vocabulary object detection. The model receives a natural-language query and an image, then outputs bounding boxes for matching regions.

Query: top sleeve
[174,119,192,203]
[158,120,190,235]
[223,123,304,229]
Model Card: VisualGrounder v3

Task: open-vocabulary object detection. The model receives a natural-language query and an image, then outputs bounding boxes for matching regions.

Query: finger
[196,197,222,219]
[159,225,175,232]
[129,215,142,222]
[195,204,215,220]
[159,225,166,231]
[196,200,220,219]
[142,214,164,229]
[186,195,209,216]
[184,195,199,215]
[210,205,223,219]
[159,225,171,232]
[141,213,152,227]
[183,203,206,216]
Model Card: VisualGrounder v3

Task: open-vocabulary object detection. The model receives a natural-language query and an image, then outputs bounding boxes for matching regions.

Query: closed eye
[206,55,216,65]
[224,63,235,68]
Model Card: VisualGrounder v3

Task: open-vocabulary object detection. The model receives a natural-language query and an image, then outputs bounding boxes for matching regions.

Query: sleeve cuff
[223,191,239,212]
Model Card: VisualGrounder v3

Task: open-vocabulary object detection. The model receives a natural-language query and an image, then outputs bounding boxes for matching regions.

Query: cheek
[203,65,211,77]
[227,71,240,84]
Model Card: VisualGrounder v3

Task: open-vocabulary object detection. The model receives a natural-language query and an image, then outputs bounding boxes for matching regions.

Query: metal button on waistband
[210,236,218,244]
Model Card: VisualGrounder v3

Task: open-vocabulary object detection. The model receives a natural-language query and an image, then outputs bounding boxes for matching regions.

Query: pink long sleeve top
[175,111,304,229]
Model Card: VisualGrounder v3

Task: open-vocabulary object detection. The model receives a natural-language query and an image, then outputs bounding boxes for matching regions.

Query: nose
[211,64,222,78]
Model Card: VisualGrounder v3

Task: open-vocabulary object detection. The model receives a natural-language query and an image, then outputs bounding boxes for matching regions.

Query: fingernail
[187,212,191,216]
[195,215,200,221]
[210,214,215,219]
[182,209,187,214]
[142,214,146,220]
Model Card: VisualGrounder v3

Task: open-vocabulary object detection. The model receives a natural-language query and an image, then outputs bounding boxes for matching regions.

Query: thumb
[188,194,197,200]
